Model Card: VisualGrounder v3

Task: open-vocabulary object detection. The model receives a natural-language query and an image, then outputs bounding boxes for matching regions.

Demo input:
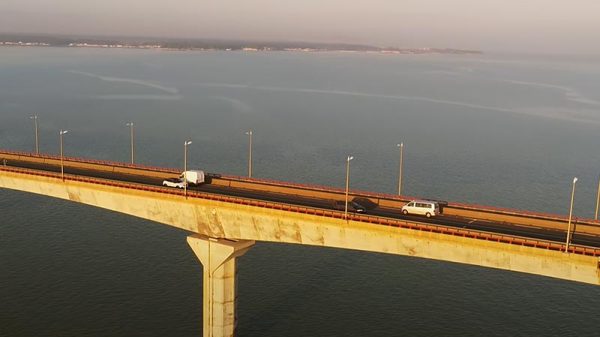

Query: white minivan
[401,200,440,218]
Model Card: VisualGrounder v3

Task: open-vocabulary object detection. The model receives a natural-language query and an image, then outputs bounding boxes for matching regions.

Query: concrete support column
[187,235,255,337]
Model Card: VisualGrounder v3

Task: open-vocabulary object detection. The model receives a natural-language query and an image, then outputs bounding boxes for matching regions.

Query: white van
[180,170,205,185]
[401,200,440,218]
[162,170,205,189]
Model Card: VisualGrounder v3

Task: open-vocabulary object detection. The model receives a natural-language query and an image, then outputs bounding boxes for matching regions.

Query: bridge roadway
[4,157,600,249]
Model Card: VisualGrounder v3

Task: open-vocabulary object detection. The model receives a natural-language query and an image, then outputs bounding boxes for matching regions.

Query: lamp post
[59,130,68,180]
[126,122,134,164]
[184,140,192,197]
[397,142,404,196]
[565,177,578,253]
[30,115,39,155]
[344,155,354,220]
[595,175,600,221]
[245,130,253,178]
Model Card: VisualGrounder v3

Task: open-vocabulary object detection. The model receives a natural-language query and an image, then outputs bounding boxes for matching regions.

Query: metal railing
[2,149,599,228]
[2,165,599,257]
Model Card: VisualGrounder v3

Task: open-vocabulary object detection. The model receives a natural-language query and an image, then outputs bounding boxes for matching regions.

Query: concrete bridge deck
[2,149,600,247]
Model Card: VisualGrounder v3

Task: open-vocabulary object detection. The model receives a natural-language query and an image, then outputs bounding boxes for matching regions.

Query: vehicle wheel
[426,212,432,218]
[402,209,408,215]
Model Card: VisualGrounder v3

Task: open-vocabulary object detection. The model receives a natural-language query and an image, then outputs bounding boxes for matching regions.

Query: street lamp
[397,142,404,196]
[245,130,253,178]
[126,122,134,164]
[344,155,354,220]
[30,115,39,155]
[59,130,68,180]
[184,140,192,197]
[565,177,578,253]
[595,175,600,221]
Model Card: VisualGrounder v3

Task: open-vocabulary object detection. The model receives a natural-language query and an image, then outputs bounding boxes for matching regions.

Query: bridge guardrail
[3,150,599,236]
[2,165,599,258]
[0,150,178,178]
[212,174,600,236]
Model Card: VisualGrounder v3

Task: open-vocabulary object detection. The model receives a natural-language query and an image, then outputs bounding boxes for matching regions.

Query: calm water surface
[1,47,600,336]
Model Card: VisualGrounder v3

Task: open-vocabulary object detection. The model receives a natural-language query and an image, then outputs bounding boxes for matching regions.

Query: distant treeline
[155,39,377,51]
[0,33,482,54]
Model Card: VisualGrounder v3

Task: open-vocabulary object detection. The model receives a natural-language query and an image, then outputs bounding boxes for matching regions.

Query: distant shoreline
[0,34,483,55]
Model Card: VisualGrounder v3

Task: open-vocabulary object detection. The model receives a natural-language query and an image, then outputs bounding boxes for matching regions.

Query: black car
[352,197,377,211]
[333,200,367,213]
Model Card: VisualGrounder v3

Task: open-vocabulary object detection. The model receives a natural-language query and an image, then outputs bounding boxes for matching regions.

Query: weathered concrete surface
[1,169,599,286]
[187,236,254,337]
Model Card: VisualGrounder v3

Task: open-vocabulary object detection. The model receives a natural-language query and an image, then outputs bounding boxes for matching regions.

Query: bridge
[1,149,599,337]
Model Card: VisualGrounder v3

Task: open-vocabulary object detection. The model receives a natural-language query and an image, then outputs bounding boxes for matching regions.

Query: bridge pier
[187,235,255,337]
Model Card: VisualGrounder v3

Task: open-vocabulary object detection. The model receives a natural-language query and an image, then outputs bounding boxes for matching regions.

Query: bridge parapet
[1,165,599,259]
[211,174,600,236]
[2,150,600,237]
[0,149,178,178]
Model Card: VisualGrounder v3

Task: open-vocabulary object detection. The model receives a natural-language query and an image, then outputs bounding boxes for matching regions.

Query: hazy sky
[2,0,600,53]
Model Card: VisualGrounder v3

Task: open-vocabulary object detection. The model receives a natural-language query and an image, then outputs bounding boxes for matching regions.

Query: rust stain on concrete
[67,191,81,203]
[207,207,225,238]
[293,221,303,243]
